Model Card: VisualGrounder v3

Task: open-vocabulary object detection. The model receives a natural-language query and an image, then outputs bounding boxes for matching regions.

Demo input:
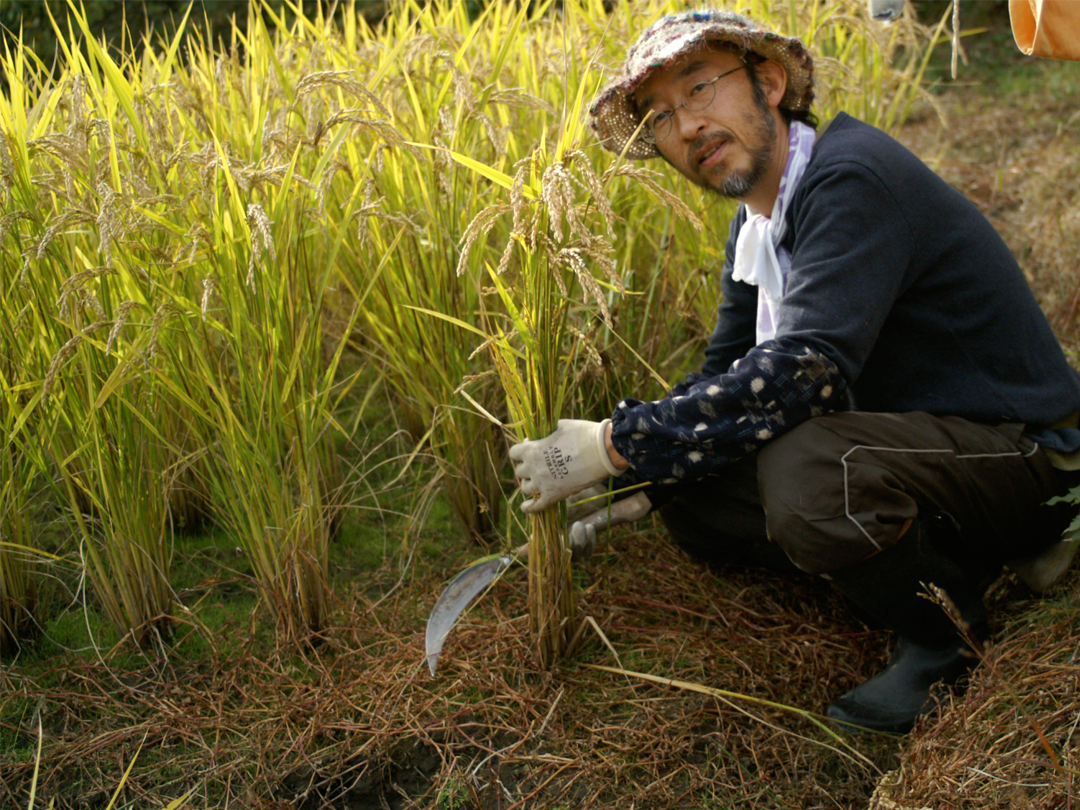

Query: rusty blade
[425,543,528,676]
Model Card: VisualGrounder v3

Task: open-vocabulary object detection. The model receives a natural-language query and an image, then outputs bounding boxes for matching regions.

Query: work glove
[509,418,624,514]
[568,491,652,561]
[566,484,611,523]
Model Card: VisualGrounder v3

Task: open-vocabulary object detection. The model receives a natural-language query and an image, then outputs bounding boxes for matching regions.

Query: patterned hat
[589,10,815,160]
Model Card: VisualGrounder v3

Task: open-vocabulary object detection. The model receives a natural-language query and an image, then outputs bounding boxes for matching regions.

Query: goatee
[707,106,776,200]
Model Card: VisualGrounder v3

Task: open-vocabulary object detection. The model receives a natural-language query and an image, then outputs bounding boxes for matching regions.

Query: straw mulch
[867,569,1080,810]
[3,521,1075,809]
[2,525,915,809]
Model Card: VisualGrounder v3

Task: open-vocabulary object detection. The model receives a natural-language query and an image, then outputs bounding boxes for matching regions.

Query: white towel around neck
[731,120,817,344]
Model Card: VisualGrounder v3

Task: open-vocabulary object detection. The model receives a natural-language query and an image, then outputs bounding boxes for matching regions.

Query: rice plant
[0,1,370,645]
[132,11,371,643]
[0,20,180,646]
[329,0,551,546]
[0,0,940,656]
[0,380,45,655]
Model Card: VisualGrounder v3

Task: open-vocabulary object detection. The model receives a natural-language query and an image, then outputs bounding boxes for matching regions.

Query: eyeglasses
[641,64,747,145]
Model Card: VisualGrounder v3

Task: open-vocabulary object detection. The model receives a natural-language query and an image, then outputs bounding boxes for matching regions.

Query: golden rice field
[0,0,937,657]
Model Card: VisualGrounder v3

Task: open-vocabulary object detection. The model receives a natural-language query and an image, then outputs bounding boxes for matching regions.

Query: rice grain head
[295,71,390,118]
[144,303,175,361]
[12,301,33,335]
[43,336,84,403]
[316,159,347,213]
[458,204,512,277]
[66,74,87,148]
[200,276,217,318]
[0,136,15,205]
[437,52,475,116]
[57,267,117,320]
[43,320,109,402]
[603,164,704,231]
[96,181,120,266]
[35,212,97,261]
[87,118,112,147]
[246,203,276,289]
[105,301,141,356]
[261,109,281,163]
[568,324,605,370]
[506,154,537,255]
[477,112,507,159]
[186,222,211,265]
[0,211,32,251]
[540,163,575,243]
[565,150,615,239]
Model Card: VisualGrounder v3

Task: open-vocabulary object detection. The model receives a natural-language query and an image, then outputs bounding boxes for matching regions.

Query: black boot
[826,636,981,733]
[825,515,991,734]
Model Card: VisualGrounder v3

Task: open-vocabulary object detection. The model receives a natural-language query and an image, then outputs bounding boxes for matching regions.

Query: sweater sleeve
[609,336,847,483]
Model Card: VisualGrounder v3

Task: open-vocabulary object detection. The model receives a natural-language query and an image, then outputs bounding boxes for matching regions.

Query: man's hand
[509,419,624,513]
[566,484,610,523]
[568,491,652,560]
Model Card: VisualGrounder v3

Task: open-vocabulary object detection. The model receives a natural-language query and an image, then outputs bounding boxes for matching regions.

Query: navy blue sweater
[610,113,1080,483]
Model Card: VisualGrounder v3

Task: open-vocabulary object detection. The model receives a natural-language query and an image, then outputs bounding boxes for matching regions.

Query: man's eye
[688,81,710,96]
[651,109,672,125]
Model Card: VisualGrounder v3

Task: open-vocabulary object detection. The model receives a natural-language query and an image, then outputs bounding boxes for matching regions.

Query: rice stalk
[462,130,625,665]
[0,396,46,655]
[331,0,544,545]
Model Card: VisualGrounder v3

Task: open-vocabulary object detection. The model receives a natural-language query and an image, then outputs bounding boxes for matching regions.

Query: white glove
[509,419,624,514]
[566,484,610,523]
[568,491,652,560]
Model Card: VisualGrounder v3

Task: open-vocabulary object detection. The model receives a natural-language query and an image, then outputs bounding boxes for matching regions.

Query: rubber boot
[825,515,990,734]
[1009,537,1079,592]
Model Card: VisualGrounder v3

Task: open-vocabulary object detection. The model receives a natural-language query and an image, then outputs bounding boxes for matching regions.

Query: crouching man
[509,9,1080,733]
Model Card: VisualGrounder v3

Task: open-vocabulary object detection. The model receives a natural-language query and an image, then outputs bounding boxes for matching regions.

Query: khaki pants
[660,411,1078,576]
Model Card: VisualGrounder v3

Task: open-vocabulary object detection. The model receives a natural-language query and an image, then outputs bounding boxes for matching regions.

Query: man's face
[633,46,779,199]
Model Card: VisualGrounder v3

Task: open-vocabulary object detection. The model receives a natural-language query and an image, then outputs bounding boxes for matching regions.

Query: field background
[1,1,1078,808]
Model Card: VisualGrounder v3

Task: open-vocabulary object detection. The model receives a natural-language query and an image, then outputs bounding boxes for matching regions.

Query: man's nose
[673,104,709,141]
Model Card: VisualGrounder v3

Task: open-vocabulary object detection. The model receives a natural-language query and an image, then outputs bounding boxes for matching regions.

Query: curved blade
[425,548,522,676]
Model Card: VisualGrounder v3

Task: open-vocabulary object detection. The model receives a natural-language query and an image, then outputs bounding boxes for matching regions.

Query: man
[508,9,1080,734]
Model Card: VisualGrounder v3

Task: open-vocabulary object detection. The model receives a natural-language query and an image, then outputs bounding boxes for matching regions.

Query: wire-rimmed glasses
[641,64,747,145]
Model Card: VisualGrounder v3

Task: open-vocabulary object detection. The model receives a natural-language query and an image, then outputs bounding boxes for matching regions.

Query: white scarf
[731,120,817,344]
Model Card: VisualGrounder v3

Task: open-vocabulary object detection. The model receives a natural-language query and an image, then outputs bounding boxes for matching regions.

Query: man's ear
[756,59,788,109]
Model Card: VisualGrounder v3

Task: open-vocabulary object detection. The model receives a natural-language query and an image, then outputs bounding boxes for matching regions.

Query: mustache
[688,131,734,169]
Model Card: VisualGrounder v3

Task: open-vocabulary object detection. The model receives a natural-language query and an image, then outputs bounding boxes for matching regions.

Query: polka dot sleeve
[609,338,847,483]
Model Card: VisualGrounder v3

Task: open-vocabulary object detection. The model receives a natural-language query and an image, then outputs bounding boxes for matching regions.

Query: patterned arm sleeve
[609,337,847,483]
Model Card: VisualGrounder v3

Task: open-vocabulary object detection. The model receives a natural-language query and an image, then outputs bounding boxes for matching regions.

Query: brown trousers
[660,411,1078,576]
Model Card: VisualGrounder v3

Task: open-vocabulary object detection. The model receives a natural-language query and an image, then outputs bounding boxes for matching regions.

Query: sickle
[424,543,528,676]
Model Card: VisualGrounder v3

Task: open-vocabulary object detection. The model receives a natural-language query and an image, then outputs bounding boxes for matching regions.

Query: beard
[701,98,777,200]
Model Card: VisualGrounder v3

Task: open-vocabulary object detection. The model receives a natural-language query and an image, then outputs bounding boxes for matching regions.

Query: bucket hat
[588,10,815,160]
